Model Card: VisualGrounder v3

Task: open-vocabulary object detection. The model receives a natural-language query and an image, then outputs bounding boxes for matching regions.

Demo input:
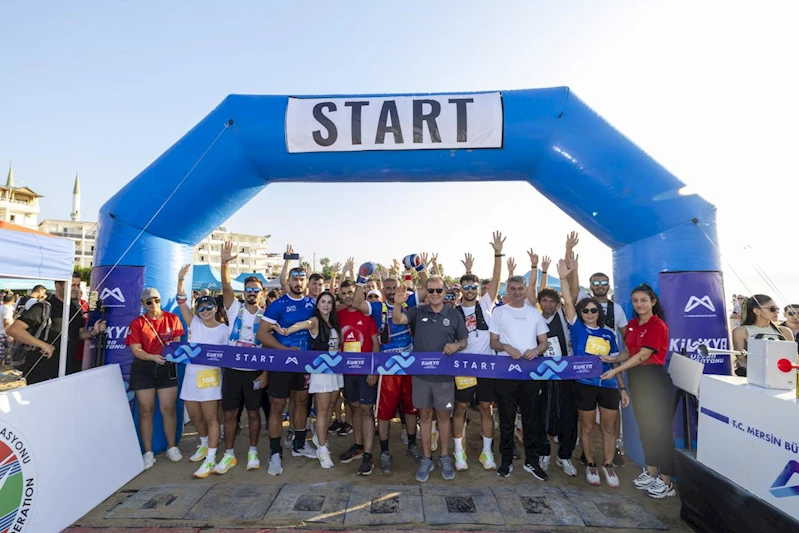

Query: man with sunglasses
[258,263,318,476]
[125,288,184,470]
[451,232,504,472]
[215,242,268,474]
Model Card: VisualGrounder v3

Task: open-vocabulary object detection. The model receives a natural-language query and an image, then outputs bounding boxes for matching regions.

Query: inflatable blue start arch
[94,87,720,458]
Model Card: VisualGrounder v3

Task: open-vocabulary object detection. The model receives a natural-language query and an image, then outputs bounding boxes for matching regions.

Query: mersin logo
[684,295,715,313]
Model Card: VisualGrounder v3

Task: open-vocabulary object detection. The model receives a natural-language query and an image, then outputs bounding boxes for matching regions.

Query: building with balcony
[193,227,282,278]
[1,165,42,229]
[37,219,97,268]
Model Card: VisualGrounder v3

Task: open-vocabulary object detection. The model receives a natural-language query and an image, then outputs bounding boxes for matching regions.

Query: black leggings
[628,364,675,476]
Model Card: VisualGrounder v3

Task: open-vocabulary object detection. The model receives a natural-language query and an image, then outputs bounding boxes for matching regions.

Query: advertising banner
[286,92,504,153]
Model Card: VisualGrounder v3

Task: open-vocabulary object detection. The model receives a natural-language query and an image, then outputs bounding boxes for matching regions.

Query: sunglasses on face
[581,308,599,314]
[197,305,216,313]
[289,271,307,278]
[245,287,262,294]
[444,294,456,301]
[144,298,161,306]
[428,288,445,294]
[786,311,799,317]
[367,295,381,300]
[760,306,780,313]
[591,280,609,287]
[462,284,479,291]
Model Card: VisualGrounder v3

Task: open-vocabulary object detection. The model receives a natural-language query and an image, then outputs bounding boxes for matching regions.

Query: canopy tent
[234,271,269,286]
[0,221,75,377]
[498,269,562,296]
[0,278,55,291]
[192,264,243,291]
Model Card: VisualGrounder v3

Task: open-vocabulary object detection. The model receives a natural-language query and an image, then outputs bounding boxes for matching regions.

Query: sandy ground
[0,362,26,391]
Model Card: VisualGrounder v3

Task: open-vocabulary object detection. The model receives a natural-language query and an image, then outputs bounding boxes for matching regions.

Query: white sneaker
[431,430,439,452]
[539,455,551,471]
[647,478,676,499]
[166,446,183,463]
[585,464,601,486]
[317,446,334,469]
[213,453,237,474]
[247,450,260,471]
[633,469,658,490]
[454,450,468,471]
[189,445,208,462]
[479,451,497,470]
[292,443,317,459]
[556,457,578,477]
[142,451,155,470]
[268,453,283,476]
[601,464,620,488]
[283,429,295,449]
[193,458,216,479]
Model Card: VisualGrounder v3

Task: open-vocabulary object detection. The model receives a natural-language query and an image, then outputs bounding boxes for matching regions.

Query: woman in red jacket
[601,284,675,500]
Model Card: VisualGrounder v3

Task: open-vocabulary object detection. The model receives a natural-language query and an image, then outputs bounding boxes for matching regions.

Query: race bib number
[235,341,256,348]
[344,340,362,352]
[197,369,220,389]
[544,337,563,357]
[585,335,611,356]
[455,376,478,390]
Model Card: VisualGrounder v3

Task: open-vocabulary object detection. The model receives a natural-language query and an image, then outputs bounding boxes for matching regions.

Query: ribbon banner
[163,343,602,381]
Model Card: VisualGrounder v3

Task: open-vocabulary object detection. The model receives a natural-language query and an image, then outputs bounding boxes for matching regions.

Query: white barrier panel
[698,375,799,520]
[0,365,142,532]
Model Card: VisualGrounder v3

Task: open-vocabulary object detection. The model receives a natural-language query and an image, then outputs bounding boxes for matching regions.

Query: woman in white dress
[279,291,342,468]
[176,264,230,478]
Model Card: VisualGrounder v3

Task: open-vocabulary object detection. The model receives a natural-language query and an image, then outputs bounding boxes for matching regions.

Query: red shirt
[624,315,669,366]
[337,307,378,353]
[126,312,184,355]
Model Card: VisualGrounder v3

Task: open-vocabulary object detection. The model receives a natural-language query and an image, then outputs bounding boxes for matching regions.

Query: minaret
[70,173,81,221]
[6,164,13,188]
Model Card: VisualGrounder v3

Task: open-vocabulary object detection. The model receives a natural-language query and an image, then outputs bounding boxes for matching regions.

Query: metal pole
[57,278,70,378]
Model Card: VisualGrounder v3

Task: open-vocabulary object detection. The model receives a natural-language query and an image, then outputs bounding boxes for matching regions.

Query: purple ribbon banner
[163,343,602,381]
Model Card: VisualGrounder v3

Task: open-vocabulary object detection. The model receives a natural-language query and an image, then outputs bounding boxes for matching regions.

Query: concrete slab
[491,485,585,526]
[562,488,668,530]
[263,482,352,524]
[344,484,424,526]
[105,484,214,520]
[184,483,280,521]
[421,485,504,526]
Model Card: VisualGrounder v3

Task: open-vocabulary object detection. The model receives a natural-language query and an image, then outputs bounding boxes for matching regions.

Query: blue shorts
[344,375,377,406]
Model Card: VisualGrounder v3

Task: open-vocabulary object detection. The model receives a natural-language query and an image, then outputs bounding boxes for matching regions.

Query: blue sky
[2,1,798,302]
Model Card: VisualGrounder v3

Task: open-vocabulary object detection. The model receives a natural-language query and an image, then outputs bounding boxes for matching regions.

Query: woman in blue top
[557,260,629,488]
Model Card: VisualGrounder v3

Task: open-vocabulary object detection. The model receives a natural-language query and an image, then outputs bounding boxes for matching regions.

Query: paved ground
[70,414,691,532]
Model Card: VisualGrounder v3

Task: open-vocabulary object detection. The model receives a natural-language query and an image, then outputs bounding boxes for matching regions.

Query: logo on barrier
[99,287,125,303]
[377,352,416,375]
[0,421,37,532]
[530,355,568,380]
[508,364,522,373]
[168,344,202,364]
[305,352,343,374]
[684,295,715,313]
[770,460,799,498]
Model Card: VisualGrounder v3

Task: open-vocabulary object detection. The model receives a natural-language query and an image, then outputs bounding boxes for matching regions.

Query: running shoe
[358,454,374,476]
[633,469,658,490]
[339,444,364,463]
[283,429,295,449]
[213,454,237,474]
[380,451,392,474]
[497,463,513,478]
[317,446,334,469]
[440,455,455,480]
[556,457,578,477]
[601,463,620,488]
[614,449,626,467]
[479,451,497,470]
[406,443,422,463]
[416,457,434,482]
[328,420,343,434]
[524,460,549,481]
[142,451,155,470]
[190,445,208,463]
[292,442,317,459]
[166,446,183,463]
[337,422,353,436]
[431,429,439,452]
[647,478,676,499]
[585,463,601,486]
[247,449,260,470]
[539,454,551,471]
[268,453,283,476]
[454,450,468,471]
[193,458,216,479]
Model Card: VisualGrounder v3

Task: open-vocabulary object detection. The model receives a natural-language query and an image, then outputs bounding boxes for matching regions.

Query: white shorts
[309,373,344,394]
[180,364,222,402]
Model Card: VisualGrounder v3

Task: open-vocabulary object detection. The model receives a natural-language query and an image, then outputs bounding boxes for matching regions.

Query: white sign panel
[286,92,503,153]
[697,375,799,520]
[0,366,142,532]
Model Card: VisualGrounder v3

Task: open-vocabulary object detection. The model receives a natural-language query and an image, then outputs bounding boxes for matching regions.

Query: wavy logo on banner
[530,354,569,380]
[377,352,416,375]
[167,344,202,364]
[304,352,343,374]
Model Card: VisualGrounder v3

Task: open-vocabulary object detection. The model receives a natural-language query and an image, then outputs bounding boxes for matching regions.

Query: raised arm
[567,253,581,304]
[176,264,194,325]
[221,241,238,309]
[417,253,431,301]
[279,244,294,293]
[329,262,341,295]
[557,259,577,323]
[391,288,410,325]
[540,256,551,290]
[526,248,539,306]
[488,231,504,301]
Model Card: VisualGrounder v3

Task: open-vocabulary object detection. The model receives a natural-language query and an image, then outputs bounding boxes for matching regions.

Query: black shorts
[268,371,309,399]
[344,375,377,405]
[477,378,498,404]
[573,382,620,411]
[128,359,177,391]
[455,385,476,404]
[222,368,264,411]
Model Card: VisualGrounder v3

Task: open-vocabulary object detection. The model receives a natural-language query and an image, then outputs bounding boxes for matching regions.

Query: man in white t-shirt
[215,241,268,475]
[489,275,550,481]
[451,231,504,472]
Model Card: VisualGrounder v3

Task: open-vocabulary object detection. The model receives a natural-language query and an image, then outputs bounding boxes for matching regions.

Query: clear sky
[2,1,797,304]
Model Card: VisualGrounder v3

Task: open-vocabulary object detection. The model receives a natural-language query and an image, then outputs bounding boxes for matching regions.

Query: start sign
[286,92,503,153]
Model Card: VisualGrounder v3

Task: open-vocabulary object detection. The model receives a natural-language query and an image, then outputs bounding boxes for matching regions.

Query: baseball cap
[195,295,215,308]
[141,287,161,301]
[367,290,381,298]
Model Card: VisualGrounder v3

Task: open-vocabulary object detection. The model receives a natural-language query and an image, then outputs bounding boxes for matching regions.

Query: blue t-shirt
[569,320,620,389]
[369,292,418,352]
[264,294,316,350]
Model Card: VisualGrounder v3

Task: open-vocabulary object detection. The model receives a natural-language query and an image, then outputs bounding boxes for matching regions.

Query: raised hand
[178,263,191,280]
[461,253,474,272]
[392,258,401,275]
[222,241,238,264]
[542,256,551,272]
[507,257,517,277]
[343,257,355,274]
[431,253,439,265]
[285,244,294,256]
[566,253,579,273]
[490,231,506,253]
[527,248,539,267]
[556,259,571,279]
[566,231,579,251]
[331,262,342,274]
[393,286,409,306]
[419,252,431,269]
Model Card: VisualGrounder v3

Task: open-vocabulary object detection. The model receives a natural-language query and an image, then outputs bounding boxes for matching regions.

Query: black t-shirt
[18,295,83,374]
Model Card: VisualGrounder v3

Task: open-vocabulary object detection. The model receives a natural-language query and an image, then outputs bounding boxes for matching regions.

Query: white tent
[0,221,76,377]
